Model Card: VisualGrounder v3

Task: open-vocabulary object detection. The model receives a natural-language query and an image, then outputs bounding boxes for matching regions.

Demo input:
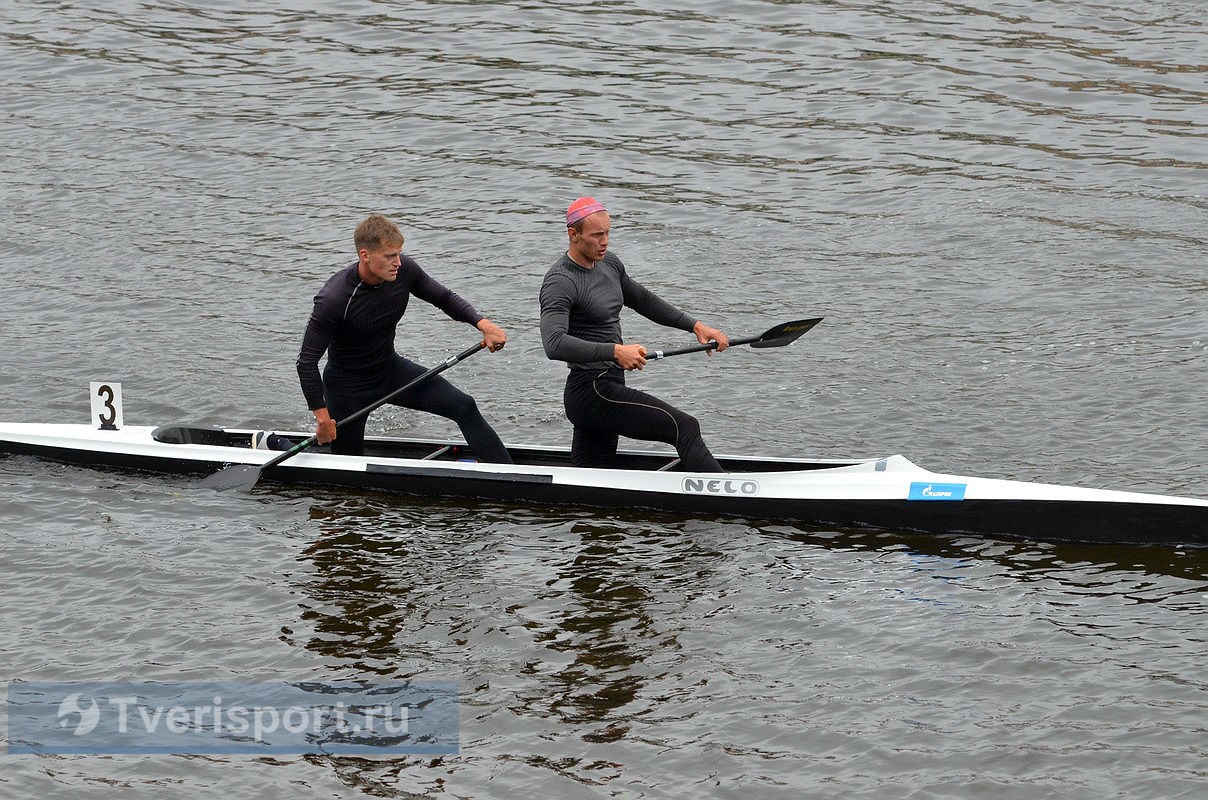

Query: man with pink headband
[539,197,730,471]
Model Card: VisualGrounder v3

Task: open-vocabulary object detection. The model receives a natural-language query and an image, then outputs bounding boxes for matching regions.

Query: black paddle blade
[750,317,823,348]
[198,464,262,492]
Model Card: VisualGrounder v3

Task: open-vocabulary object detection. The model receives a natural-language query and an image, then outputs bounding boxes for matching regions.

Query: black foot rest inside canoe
[152,425,232,447]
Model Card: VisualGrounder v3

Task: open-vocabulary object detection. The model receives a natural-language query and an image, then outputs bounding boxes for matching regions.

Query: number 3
[90,381,122,430]
[97,384,117,427]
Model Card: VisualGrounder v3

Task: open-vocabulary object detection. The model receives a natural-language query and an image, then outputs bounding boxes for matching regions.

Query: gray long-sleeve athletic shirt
[539,251,696,370]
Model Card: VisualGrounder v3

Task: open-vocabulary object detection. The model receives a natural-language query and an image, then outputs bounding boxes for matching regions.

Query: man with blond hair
[296,214,512,462]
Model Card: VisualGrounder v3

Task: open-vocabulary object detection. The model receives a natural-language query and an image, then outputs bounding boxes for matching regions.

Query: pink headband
[566,196,606,226]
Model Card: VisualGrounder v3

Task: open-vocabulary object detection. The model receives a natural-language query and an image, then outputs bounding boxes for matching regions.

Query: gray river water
[2,1,1206,797]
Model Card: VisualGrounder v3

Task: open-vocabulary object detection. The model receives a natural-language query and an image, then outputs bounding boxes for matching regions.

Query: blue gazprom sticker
[908,482,967,501]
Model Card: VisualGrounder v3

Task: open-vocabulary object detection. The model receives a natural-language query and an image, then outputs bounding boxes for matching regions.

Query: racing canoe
[0,422,1205,546]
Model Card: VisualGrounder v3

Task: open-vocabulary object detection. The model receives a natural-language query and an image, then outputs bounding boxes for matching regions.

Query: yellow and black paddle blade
[748,317,824,348]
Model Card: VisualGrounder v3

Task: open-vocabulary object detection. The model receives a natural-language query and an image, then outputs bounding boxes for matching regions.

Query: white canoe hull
[1,422,1205,546]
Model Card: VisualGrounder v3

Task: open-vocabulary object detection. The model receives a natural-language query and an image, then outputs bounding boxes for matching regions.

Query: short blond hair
[354,214,404,253]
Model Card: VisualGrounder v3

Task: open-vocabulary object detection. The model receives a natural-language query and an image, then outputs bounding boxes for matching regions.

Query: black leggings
[563,368,722,472]
[324,356,512,463]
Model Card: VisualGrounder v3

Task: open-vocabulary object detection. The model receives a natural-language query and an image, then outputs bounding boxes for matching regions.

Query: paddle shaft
[648,332,762,360]
[199,341,488,490]
[258,341,488,471]
[647,317,822,360]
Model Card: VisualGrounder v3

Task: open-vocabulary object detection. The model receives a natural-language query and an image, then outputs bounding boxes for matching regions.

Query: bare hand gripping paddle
[201,341,487,492]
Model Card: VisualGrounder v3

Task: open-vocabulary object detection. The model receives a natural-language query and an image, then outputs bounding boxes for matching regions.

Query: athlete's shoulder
[305,263,357,326]
[542,254,580,285]
[314,262,357,299]
[540,255,583,302]
[543,252,574,274]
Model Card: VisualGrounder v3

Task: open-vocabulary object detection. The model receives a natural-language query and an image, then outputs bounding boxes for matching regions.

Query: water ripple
[3,1,1207,796]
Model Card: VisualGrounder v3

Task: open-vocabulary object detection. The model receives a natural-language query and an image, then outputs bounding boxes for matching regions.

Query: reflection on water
[297,495,727,726]
[0,453,1205,796]
[280,488,1208,794]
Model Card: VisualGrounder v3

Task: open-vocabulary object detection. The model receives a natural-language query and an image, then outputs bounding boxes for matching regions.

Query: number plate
[90,382,123,430]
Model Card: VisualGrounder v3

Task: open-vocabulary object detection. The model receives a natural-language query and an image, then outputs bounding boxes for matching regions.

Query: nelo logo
[682,478,760,496]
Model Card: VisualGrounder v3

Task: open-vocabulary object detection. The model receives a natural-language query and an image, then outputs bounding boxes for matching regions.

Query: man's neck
[566,250,595,269]
[357,261,383,285]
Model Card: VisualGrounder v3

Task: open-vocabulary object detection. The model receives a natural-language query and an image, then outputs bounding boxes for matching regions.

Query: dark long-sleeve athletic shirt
[539,251,696,370]
[296,259,483,410]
